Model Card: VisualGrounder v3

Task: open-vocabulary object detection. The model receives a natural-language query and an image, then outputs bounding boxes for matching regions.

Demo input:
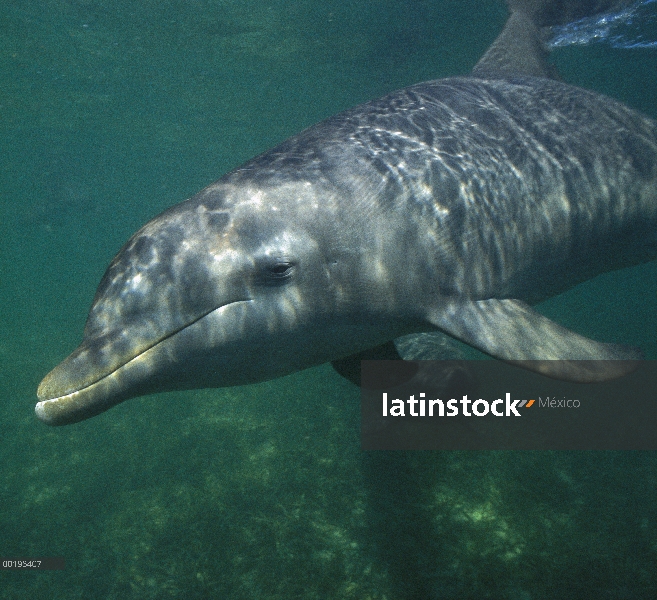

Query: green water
[1,1,657,598]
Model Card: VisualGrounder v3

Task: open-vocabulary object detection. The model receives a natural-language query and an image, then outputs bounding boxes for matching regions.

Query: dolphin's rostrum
[37,0,657,425]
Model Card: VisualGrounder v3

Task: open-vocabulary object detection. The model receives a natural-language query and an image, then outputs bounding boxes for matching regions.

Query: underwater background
[1,0,657,598]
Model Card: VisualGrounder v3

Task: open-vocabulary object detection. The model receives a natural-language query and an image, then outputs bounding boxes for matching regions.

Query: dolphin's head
[36,175,403,425]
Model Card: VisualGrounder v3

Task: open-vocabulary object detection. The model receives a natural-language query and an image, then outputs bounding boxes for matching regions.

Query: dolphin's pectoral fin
[331,340,419,388]
[428,298,642,382]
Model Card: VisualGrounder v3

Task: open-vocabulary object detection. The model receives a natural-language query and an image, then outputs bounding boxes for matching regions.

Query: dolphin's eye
[259,260,296,285]
[270,263,294,276]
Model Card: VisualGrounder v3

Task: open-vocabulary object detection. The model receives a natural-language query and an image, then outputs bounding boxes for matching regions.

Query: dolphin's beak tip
[34,400,52,424]
[35,368,76,425]
[34,394,66,425]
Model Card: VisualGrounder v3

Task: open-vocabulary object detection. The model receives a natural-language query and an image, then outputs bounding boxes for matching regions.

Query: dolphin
[36,0,657,425]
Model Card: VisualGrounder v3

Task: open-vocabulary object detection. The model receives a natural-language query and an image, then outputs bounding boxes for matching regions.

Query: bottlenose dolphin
[36,0,657,425]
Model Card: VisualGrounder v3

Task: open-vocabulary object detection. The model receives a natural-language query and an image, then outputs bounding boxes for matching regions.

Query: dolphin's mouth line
[38,299,254,403]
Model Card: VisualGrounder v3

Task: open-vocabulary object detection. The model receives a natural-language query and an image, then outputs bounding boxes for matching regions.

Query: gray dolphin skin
[37,0,657,425]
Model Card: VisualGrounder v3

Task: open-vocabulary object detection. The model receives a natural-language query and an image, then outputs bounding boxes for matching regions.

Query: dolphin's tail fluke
[473,0,648,79]
[547,0,657,49]
[505,0,636,27]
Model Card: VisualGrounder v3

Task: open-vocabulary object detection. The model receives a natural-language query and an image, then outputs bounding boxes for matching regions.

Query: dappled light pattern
[38,75,657,424]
